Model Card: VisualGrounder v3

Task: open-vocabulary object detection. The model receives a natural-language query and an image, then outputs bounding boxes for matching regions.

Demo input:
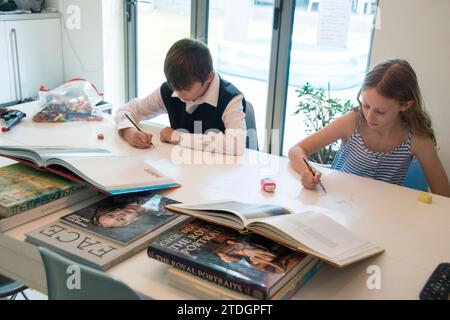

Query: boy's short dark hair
[164,38,213,91]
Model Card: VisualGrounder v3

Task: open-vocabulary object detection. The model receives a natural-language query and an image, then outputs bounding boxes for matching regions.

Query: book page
[168,200,294,228]
[0,146,43,166]
[251,210,369,261]
[36,147,112,161]
[51,156,178,193]
[0,146,111,166]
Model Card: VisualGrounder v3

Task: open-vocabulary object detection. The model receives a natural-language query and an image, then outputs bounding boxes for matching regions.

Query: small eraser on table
[261,178,276,192]
[418,192,432,204]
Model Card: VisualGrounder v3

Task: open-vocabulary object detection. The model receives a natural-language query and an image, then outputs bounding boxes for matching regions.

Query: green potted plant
[293,82,354,165]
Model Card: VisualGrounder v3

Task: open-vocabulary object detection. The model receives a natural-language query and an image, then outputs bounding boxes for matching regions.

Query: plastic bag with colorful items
[33,79,104,122]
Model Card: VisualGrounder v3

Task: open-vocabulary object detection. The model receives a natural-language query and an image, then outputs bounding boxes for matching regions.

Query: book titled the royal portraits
[148,219,315,300]
[164,200,384,268]
[0,146,180,194]
[166,258,323,300]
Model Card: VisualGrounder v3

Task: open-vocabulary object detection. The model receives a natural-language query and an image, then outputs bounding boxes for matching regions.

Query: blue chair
[0,274,28,300]
[404,157,428,192]
[331,151,428,192]
[330,149,341,169]
[244,101,259,151]
[38,247,143,300]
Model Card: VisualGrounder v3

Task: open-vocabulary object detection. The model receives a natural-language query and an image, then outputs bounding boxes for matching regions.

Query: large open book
[165,200,384,268]
[0,146,180,194]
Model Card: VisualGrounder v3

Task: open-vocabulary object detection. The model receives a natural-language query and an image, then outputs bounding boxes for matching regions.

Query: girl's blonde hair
[357,59,436,144]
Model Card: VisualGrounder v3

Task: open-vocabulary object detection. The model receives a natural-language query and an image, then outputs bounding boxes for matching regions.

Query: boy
[115,38,247,155]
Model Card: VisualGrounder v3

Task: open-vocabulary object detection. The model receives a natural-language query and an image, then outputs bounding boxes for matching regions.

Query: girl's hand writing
[301,166,322,190]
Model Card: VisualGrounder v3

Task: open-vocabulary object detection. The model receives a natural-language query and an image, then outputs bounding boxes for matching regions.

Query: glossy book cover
[60,191,181,245]
[0,163,86,217]
[148,219,312,299]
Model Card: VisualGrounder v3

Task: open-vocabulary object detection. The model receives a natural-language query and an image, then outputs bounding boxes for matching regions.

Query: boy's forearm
[115,89,167,130]
[178,130,246,156]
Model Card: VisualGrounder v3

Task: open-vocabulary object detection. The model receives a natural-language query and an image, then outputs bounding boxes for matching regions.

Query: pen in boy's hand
[302,157,327,194]
[124,113,154,148]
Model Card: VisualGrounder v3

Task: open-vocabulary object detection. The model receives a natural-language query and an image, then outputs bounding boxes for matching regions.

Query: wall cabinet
[0,13,63,105]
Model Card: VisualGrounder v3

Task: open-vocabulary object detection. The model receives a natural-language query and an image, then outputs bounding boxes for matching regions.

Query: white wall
[371,0,450,174]
[59,0,104,92]
[102,0,125,107]
[44,0,125,108]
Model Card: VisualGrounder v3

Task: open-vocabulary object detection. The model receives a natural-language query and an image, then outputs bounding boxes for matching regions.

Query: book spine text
[148,246,269,299]
[7,185,85,216]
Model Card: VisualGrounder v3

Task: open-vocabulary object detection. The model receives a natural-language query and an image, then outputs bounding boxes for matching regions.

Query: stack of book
[147,200,385,299]
[0,163,99,231]
[25,192,187,270]
[165,260,323,300]
[148,219,322,300]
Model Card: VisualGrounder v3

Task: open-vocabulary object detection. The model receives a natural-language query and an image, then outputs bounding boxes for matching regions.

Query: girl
[289,59,450,197]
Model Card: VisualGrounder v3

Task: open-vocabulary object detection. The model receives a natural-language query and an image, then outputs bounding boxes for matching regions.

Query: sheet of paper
[317,0,352,47]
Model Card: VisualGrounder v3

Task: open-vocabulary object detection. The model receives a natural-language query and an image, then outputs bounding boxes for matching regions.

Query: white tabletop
[1,102,449,299]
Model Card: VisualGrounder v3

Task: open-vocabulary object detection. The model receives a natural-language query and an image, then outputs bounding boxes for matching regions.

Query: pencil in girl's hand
[125,113,154,148]
[303,157,327,194]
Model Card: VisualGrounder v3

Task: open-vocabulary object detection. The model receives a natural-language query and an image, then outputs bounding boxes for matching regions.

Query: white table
[1,102,449,299]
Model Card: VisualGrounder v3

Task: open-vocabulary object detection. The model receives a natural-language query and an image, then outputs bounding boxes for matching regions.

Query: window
[125,0,378,156]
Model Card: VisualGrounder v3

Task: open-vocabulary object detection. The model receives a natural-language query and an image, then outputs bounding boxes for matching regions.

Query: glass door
[281,0,378,157]
[134,0,192,125]
[208,0,275,148]
[125,0,377,157]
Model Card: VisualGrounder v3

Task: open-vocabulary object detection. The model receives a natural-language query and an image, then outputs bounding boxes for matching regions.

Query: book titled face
[25,222,122,270]
[59,191,180,245]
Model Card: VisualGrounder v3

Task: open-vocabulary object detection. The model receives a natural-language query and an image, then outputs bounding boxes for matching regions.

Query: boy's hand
[121,127,153,149]
[300,166,322,190]
[160,127,181,145]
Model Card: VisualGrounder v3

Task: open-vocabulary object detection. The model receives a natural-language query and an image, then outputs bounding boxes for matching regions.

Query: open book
[165,200,384,268]
[0,146,180,195]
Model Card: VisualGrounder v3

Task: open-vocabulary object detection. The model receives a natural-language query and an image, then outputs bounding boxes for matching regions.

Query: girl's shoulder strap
[405,128,414,153]
[407,128,413,142]
[356,108,364,131]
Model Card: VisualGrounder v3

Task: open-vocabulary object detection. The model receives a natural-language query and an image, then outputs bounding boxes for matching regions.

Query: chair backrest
[330,149,341,169]
[0,274,28,299]
[38,246,142,300]
[404,157,428,192]
[244,100,259,150]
